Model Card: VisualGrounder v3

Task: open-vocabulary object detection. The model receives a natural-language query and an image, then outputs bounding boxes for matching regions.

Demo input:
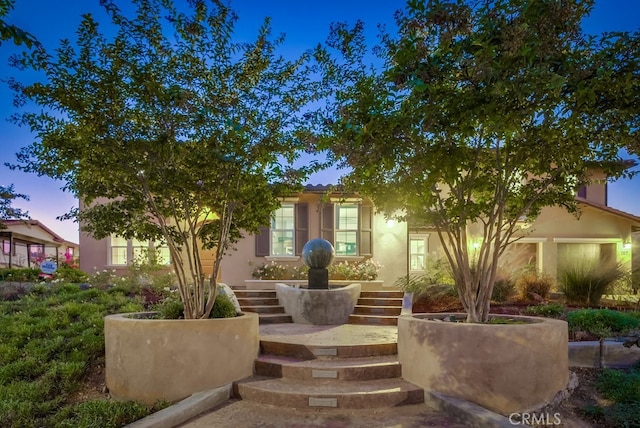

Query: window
[271,205,295,256]
[110,236,128,265]
[409,235,429,272]
[2,240,10,255]
[65,247,74,258]
[335,205,359,256]
[577,186,587,198]
[255,204,308,258]
[319,202,372,257]
[108,235,171,266]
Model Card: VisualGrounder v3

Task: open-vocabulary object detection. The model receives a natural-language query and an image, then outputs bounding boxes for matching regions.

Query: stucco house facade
[0,220,79,269]
[79,178,639,290]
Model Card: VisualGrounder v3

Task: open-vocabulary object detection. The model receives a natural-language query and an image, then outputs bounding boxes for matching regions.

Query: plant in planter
[9,0,325,319]
[317,0,639,323]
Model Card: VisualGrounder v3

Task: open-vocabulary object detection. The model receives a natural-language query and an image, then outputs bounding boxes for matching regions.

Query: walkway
[180,323,468,428]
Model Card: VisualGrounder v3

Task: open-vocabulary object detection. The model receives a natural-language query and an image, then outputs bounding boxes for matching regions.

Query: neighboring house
[0,220,79,269]
[78,201,217,276]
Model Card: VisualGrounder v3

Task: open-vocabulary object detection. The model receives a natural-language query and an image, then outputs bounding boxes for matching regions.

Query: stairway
[233,288,292,324]
[349,290,404,326]
[234,331,424,409]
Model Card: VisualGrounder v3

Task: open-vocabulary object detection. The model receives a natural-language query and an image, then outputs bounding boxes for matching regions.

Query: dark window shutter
[321,203,334,245]
[295,203,309,256]
[360,204,373,256]
[255,226,270,257]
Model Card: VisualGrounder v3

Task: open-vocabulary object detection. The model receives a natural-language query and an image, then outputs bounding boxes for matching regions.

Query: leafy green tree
[9,0,323,318]
[0,0,39,47]
[0,184,28,227]
[318,0,639,322]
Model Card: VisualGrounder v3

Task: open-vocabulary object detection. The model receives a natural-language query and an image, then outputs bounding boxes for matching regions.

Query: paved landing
[259,323,398,347]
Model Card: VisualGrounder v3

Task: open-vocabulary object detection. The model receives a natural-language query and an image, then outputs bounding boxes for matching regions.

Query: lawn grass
[0,283,165,427]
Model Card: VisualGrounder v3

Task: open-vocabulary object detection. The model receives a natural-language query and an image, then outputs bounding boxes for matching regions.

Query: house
[79,176,639,290]
[0,220,79,269]
[219,178,639,289]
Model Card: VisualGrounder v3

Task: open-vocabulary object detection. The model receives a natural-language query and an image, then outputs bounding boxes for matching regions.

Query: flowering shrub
[329,259,382,281]
[251,259,382,281]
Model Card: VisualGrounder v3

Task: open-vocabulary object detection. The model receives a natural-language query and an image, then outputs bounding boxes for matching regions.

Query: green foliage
[558,259,626,306]
[9,0,325,319]
[524,303,566,318]
[210,294,237,319]
[317,0,640,323]
[567,309,640,338]
[155,298,185,319]
[0,0,39,48]
[0,267,40,282]
[54,264,89,283]
[52,400,161,428]
[583,366,640,427]
[0,285,152,426]
[394,255,455,298]
[251,259,382,281]
[516,271,555,300]
[491,272,516,303]
[0,184,29,224]
[155,294,237,319]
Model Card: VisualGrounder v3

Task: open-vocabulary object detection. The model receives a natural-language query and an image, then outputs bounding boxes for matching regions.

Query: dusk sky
[0,0,638,243]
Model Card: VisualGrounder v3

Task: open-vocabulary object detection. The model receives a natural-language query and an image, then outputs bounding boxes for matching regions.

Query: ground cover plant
[0,283,166,427]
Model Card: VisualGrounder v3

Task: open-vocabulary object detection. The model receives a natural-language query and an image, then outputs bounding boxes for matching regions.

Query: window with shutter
[255,203,308,257]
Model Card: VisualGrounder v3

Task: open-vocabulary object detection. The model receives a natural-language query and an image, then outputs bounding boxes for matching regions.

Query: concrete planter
[275,283,361,325]
[398,313,568,414]
[105,311,259,404]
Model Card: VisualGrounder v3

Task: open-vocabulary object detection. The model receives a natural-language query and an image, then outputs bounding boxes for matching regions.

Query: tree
[9,0,323,319]
[0,0,39,48]
[318,0,640,322]
[0,184,28,227]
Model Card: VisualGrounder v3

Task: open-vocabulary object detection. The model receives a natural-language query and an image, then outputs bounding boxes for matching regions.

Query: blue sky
[0,0,638,243]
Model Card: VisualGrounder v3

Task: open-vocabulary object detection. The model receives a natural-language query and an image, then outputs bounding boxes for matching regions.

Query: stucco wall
[105,311,259,404]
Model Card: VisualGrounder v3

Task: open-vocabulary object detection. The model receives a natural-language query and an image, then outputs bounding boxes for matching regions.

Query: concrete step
[260,340,397,359]
[257,314,293,324]
[349,314,399,326]
[353,305,402,316]
[359,291,404,299]
[234,376,424,409]
[242,305,286,314]
[237,297,280,306]
[255,354,401,381]
[234,290,277,298]
[357,297,403,307]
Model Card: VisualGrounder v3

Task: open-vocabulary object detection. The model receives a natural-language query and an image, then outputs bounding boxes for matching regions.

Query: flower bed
[251,258,382,281]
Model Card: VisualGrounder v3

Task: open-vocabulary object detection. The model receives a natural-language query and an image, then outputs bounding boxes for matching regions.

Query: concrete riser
[353,306,401,316]
[258,315,292,324]
[234,382,424,409]
[242,306,286,314]
[237,298,280,306]
[349,315,399,326]
[357,298,403,306]
[234,291,277,298]
[254,359,402,381]
[260,340,398,359]
[360,291,404,298]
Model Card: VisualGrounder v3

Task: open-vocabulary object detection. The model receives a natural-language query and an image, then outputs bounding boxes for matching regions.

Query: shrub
[491,272,516,303]
[558,259,625,306]
[88,269,118,289]
[0,268,40,282]
[524,303,565,318]
[567,309,640,338]
[155,294,237,319]
[0,284,29,301]
[251,259,382,281]
[210,294,237,318]
[251,261,291,280]
[54,264,89,283]
[516,271,554,300]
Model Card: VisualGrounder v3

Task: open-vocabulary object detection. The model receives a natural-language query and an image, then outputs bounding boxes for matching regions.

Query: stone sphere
[301,239,335,268]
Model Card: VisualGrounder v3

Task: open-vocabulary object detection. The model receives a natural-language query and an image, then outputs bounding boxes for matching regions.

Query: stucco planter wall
[275,283,361,325]
[105,311,259,404]
[398,313,568,414]
[245,279,384,290]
